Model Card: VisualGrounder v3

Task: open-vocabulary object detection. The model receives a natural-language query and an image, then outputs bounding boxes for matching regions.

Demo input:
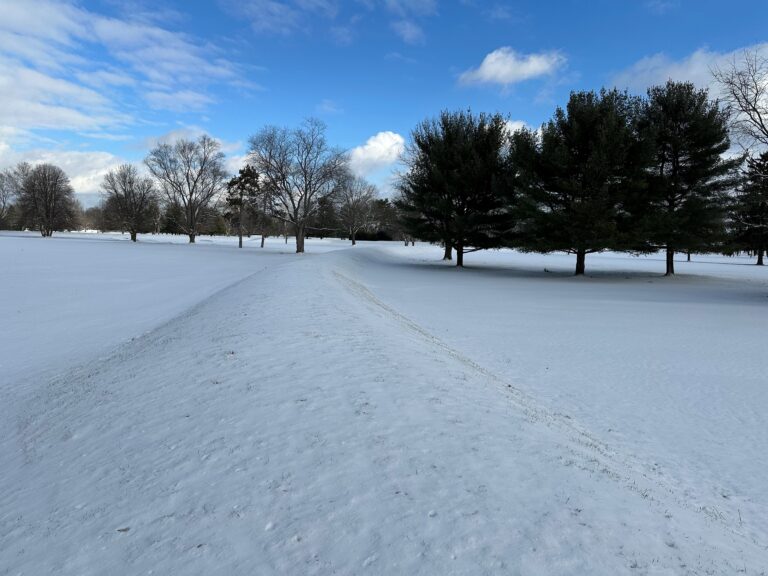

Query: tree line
[395,50,768,274]
[0,120,400,249]
[1,51,766,273]
[397,75,766,275]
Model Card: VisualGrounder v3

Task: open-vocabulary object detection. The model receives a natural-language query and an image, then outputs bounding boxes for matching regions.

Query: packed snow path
[1,237,767,574]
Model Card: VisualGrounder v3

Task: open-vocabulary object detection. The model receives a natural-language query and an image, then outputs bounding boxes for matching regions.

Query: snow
[1,232,767,574]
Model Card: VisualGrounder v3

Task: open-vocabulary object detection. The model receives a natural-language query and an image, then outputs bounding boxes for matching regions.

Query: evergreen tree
[396,110,511,267]
[225,164,260,248]
[310,196,340,239]
[732,153,768,265]
[512,89,649,275]
[640,81,740,275]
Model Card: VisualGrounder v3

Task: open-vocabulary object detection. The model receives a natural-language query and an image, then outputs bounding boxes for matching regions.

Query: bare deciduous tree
[0,173,15,225]
[145,135,227,243]
[336,175,377,245]
[0,163,30,226]
[17,163,79,236]
[101,164,158,242]
[248,118,347,253]
[713,49,768,149]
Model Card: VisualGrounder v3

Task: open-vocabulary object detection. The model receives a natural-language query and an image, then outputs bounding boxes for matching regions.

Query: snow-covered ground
[1,232,767,575]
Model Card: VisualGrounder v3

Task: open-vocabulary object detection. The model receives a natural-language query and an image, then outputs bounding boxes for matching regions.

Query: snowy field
[1,231,767,575]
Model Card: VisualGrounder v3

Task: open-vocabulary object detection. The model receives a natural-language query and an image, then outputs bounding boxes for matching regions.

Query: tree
[0,163,30,228]
[309,195,340,239]
[0,171,16,227]
[17,163,79,236]
[81,205,106,231]
[336,175,376,245]
[371,198,404,241]
[145,134,227,243]
[713,49,768,150]
[101,164,158,242]
[640,81,740,275]
[248,118,347,253]
[396,110,511,267]
[512,89,649,275]
[732,153,768,265]
[225,164,261,248]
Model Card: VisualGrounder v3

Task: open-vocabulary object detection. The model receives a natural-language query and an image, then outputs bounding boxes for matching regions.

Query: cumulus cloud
[0,145,124,195]
[459,47,566,87]
[612,43,768,94]
[504,120,529,135]
[349,131,405,176]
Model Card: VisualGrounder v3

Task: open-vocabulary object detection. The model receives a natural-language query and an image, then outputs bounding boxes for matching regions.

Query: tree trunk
[411,240,415,246]
[295,224,305,253]
[130,231,137,242]
[665,247,675,275]
[188,233,196,244]
[261,234,266,248]
[687,250,691,262]
[575,248,586,275]
[757,247,765,266]
[443,244,452,260]
[456,244,464,267]
[238,229,243,248]
[351,230,356,246]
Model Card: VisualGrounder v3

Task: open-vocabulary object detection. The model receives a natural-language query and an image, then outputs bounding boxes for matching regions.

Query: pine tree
[640,81,740,275]
[732,153,768,265]
[225,165,260,249]
[396,110,511,267]
[512,89,649,275]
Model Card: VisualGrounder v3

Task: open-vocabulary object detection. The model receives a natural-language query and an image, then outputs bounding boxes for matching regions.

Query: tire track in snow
[332,268,764,551]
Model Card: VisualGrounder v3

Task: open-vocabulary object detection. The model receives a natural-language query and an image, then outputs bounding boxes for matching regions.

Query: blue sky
[1,0,767,199]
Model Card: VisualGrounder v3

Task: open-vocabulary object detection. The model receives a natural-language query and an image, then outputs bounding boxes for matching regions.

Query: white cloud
[612,43,768,94]
[504,120,529,135]
[391,20,425,44]
[385,0,436,17]
[645,0,679,14]
[315,99,344,115]
[225,154,249,176]
[0,145,124,196]
[0,56,131,132]
[459,47,566,86]
[0,0,245,128]
[145,90,216,113]
[349,131,405,176]
[221,0,338,35]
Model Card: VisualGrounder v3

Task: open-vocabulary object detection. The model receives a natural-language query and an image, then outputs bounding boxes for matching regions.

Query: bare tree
[248,118,347,253]
[336,175,377,245]
[144,135,227,243]
[101,164,158,242]
[0,172,15,225]
[713,49,768,150]
[0,163,29,226]
[17,163,79,236]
